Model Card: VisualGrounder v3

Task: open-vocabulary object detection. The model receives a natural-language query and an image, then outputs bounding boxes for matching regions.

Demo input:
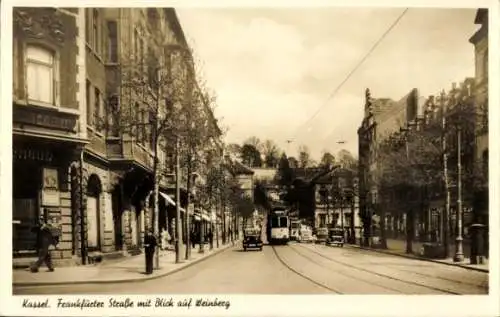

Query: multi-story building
[469,8,488,225]
[357,88,424,243]
[12,7,223,266]
[13,8,87,266]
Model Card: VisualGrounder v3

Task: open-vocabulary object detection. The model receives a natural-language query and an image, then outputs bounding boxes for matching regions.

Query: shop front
[13,135,84,265]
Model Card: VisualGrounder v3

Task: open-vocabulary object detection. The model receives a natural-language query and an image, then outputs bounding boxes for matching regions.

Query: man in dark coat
[207,228,214,250]
[144,230,157,275]
[190,229,197,249]
[31,216,57,273]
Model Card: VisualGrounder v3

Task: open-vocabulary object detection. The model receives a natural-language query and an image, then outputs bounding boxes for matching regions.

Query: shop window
[26,45,57,105]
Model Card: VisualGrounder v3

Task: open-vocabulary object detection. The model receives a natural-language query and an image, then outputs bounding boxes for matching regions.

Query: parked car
[243,228,263,251]
[299,227,315,243]
[326,227,344,247]
[315,227,328,244]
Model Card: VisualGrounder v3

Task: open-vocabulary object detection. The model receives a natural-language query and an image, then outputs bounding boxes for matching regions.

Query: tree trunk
[152,135,161,269]
[185,157,191,260]
[380,202,387,249]
[406,206,414,254]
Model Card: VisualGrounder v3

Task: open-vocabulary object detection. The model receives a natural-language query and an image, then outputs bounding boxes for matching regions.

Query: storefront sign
[14,106,77,132]
[13,148,53,162]
[43,168,59,190]
[41,189,60,207]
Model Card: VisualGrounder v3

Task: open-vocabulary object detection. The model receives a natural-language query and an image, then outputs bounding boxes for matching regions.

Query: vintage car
[326,228,345,247]
[315,227,329,244]
[298,226,315,243]
[243,228,263,251]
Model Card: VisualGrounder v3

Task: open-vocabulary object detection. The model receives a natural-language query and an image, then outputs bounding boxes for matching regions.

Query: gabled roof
[226,160,254,176]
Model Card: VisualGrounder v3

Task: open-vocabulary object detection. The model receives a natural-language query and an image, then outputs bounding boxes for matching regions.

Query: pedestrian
[228,228,234,246]
[207,228,214,250]
[190,229,196,249]
[144,230,157,275]
[161,228,170,251]
[30,215,58,273]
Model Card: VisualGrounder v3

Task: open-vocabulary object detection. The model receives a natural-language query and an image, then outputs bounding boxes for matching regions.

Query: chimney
[452,82,457,90]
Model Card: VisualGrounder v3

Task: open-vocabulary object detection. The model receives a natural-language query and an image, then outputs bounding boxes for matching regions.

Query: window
[483,48,488,80]
[140,110,146,144]
[85,10,91,45]
[135,102,140,140]
[26,45,56,104]
[279,217,288,228]
[93,9,99,54]
[107,21,118,63]
[134,29,139,63]
[86,80,92,125]
[94,87,101,130]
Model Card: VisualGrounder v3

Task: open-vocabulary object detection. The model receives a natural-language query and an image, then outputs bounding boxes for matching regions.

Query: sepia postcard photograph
[1,0,499,316]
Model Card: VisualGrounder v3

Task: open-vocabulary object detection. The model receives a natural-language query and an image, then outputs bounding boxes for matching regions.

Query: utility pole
[175,135,182,263]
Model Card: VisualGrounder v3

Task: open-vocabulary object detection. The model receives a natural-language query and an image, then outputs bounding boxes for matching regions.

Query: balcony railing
[106,137,154,170]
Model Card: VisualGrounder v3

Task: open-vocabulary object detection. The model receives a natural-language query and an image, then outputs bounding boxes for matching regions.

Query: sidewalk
[13,241,237,287]
[349,238,489,273]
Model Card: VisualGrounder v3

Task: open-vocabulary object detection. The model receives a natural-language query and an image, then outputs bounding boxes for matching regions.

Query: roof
[474,8,488,24]
[227,160,254,176]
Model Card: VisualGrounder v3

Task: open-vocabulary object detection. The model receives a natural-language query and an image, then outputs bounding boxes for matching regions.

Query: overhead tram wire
[288,8,410,143]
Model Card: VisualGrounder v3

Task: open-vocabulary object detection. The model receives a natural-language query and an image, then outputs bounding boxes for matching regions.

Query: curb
[14,243,237,287]
[346,244,489,273]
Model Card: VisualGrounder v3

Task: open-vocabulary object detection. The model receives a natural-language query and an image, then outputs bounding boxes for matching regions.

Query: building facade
[357,88,423,242]
[12,7,224,266]
[469,8,488,227]
[13,8,86,266]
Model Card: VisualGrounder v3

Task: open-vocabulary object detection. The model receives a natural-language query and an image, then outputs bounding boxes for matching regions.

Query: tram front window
[279,217,288,228]
[271,217,279,227]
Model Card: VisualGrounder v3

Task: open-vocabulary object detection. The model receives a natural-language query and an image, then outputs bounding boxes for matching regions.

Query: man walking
[30,215,58,273]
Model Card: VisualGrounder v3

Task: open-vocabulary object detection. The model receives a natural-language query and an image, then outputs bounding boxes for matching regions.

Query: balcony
[107,137,154,171]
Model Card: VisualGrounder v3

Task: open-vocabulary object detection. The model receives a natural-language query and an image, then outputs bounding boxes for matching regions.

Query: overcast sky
[176,7,478,161]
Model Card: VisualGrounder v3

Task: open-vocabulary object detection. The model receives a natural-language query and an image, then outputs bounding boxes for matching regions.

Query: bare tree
[261,139,281,168]
[110,27,194,268]
[320,151,336,168]
[298,145,311,168]
[244,136,262,152]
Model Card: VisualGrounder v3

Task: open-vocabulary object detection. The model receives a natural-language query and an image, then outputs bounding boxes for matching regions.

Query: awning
[159,192,176,206]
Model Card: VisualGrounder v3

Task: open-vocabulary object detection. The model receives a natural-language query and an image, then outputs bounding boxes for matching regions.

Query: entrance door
[87,196,99,250]
[112,187,123,251]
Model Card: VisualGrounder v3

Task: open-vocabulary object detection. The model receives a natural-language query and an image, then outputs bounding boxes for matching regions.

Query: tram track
[270,245,344,294]
[287,244,406,294]
[291,243,462,295]
[339,246,488,289]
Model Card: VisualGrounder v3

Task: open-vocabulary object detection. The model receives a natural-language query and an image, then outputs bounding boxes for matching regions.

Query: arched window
[26,45,56,104]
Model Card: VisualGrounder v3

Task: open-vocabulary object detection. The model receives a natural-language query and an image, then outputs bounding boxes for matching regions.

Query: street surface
[14,243,488,295]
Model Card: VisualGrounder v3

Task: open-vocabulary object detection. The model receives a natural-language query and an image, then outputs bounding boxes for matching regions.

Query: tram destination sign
[14,106,77,132]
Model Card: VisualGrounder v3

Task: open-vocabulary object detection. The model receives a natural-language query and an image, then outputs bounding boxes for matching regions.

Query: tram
[266,207,290,245]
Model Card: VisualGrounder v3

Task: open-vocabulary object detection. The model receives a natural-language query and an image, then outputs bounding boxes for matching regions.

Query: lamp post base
[453,237,464,262]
